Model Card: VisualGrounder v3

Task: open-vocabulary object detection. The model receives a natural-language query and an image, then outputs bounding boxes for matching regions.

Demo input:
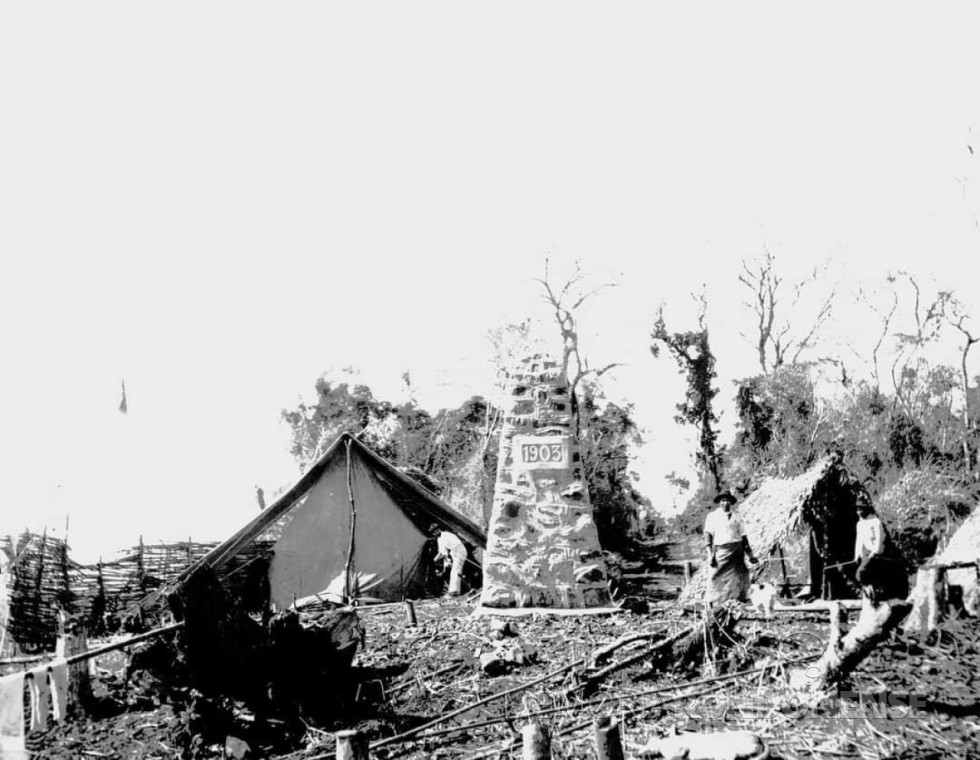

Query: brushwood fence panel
[3,536,273,651]
[2,532,73,653]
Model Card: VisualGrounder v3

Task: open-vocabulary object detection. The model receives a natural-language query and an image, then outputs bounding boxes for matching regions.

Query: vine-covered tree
[650,296,722,491]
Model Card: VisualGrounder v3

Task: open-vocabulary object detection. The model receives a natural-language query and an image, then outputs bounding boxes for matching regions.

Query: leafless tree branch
[538,257,620,397]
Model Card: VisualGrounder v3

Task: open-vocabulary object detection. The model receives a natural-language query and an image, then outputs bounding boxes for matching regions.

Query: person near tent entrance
[431,524,468,596]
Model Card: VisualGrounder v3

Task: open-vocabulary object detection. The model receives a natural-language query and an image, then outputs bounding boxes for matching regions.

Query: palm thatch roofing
[934,502,980,595]
[876,468,978,569]
[680,456,858,601]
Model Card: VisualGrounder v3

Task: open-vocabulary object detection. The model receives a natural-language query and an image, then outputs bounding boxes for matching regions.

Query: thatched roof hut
[680,456,859,601]
[876,468,977,570]
[934,503,980,612]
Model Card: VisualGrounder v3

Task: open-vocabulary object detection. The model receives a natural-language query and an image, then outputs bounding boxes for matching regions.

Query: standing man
[704,491,758,603]
[431,524,468,597]
[853,488,885,563]
[852,487,906,603]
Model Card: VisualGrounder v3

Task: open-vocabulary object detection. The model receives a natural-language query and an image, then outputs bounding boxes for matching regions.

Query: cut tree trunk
[903,567,948,638]
[792,598,910,700]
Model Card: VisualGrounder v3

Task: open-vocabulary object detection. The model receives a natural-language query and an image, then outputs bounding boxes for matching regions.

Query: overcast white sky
[2,4,979,561]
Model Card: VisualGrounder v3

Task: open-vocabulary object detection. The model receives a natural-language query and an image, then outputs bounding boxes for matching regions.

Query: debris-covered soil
[24,588,980,759]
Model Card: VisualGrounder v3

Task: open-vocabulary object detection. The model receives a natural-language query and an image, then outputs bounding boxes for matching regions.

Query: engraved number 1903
[521,443,563,464]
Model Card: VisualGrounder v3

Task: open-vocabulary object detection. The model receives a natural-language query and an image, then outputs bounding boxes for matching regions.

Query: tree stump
[61,626,92,717]
[403,601,417,627]
[593,715,625,760]
[335,729,368,760]
[903,567,948,638]
[522,722,551,760]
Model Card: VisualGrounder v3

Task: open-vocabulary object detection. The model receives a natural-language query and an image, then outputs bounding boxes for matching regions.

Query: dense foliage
[281,376,649,548]
[281,379,496,525]
[578,388,651,551]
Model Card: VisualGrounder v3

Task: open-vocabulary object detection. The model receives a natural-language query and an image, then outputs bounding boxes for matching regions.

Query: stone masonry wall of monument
[480,355,611,608]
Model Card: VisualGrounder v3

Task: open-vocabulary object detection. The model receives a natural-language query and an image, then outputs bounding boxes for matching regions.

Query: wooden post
[137,535,145,587]
[403,600,417,626]
[33,528,48,625]
[682,561,692,584]
[593,715,625,760]
[62,625,92,717]
[776,545,790,595]
[522,722,551,760]
[335,729,369,760]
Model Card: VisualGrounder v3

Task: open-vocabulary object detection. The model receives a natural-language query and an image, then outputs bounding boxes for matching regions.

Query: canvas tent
[181,433,485,608]
[680,456,860,602]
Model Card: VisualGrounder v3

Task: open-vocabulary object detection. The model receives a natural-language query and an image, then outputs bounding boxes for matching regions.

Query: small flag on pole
[119,379,128,414]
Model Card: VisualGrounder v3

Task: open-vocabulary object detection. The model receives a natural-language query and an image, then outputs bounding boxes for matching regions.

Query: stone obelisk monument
[480,355,611,608]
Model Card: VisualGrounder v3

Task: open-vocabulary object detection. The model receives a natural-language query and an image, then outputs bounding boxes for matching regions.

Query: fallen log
[569,626,695,696]
[369,655,586,751]
[790,598,910,700]
[378,656,816,758]
[473,606,622,618]
[0,622,184,668]
[590,629,668,667]
[773,600,863,613]
[926,560,979,571]
[463,683,733,760]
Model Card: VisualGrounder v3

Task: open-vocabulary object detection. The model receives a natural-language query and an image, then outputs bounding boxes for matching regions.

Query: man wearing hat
[703,491,758,603]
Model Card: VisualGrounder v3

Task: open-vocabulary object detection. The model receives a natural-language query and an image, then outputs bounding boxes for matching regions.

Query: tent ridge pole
[343,438,357,603]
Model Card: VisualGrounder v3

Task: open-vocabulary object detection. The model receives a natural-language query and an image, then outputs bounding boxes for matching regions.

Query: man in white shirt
[852,488,906,603]
[854,492,885,562]
[703,491,758,603]
[431,524,468,596]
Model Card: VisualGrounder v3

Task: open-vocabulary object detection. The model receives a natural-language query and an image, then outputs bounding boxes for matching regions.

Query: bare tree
[738,248,835,375]
[856,281,899,391]
[944,299,979,474]
[535,258,621,396]
[888,273,952,419]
